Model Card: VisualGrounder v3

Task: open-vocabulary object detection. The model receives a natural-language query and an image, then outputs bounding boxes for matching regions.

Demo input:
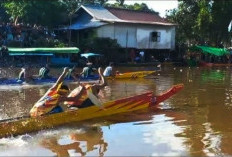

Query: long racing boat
[0,71,155,86]
[0,76,99,86]
[107,71,155,79]
[0,84,183,138]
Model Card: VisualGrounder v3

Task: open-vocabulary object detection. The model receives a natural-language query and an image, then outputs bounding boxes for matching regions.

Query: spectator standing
[139,50,145,62]
[129,49,135,63]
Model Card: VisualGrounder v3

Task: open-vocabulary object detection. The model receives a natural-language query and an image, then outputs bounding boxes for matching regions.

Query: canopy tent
[191,46,229,56]
[81,53,103,58]
[9,53,54,56]
[8,47,79,56]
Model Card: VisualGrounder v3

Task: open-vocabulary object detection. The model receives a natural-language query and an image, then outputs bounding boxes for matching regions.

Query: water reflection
[36,107,189,157]
[40,126,107,157]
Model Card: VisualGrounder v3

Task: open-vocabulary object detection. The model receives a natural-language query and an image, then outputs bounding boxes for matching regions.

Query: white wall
[96,23,175,50]
[137,25,175,49]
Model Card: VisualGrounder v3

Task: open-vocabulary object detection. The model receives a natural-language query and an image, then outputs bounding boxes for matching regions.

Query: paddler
[103,62,115,77]
[18,66,34,82]
[30,67,70,117]
[64,67,106,109]
[80,58,97,78]
[66,65,80,81]
[38,64,51,79]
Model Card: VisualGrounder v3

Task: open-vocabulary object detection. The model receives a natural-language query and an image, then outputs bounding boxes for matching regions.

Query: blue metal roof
[61,5,120,30]
[66,20,107,30]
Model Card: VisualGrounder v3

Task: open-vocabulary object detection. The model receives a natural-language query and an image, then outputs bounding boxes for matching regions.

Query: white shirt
[139,51,144,57]
[103,66,112,77]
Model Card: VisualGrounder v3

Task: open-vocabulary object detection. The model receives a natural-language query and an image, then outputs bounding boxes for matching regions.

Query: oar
[87,90,103,107]
[0,115,30,123]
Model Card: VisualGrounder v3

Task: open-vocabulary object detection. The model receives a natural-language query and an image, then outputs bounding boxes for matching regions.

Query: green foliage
[33,38,67,47]
[0,2,9,22]
[79,37,120,52]
[2,0,28,24]
[167,0,232,46]
[211,1,232,44]
[59,0,81,17]
[167,0,200,44]
[195,0,212,39]
[2,0,66,27]
[2,0,109,27]
[26,1,66,27]
[105,2,158,14]
[116,0,124,6]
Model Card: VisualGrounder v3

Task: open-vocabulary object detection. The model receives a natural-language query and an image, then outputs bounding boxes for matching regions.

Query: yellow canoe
[107,71,155,79]
[0,84,183,138]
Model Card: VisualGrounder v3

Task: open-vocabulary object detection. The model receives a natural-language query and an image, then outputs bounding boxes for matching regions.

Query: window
[151,32,161,42]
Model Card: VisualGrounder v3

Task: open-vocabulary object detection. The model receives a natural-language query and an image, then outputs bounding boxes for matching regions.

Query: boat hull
[0,76,99,86]
[0,84,183,138]
[0,71,155,86]
[107,71,155,79]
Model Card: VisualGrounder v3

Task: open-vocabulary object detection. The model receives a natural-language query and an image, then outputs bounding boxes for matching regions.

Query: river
[0,65,231,156]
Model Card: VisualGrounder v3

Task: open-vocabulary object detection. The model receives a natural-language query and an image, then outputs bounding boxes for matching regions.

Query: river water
[0,65,231,156]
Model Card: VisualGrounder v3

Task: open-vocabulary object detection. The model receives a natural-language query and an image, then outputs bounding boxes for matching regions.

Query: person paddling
[18,66,34,83]
[103,62,115,77]
[30,67,70,117]
[66,65,80,81]
[80,58,97,78]
[64,67,106,109]
[38,64,51,79]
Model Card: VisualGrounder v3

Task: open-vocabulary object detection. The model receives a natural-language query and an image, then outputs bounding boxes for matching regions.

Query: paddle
[0,115,30,123]
[87,90,103,107]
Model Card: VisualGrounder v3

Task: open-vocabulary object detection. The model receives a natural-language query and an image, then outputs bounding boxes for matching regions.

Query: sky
[108,0,179,17]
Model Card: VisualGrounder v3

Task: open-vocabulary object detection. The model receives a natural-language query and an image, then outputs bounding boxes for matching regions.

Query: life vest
[30,83,65,117]
[64,84,92,107]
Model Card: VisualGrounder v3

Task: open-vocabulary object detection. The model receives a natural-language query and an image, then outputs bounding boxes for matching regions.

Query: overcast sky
[108,0,178,17]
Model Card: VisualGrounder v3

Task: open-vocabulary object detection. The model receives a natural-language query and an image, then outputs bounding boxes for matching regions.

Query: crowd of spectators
[0,22,57,48]
[0,22,65,66]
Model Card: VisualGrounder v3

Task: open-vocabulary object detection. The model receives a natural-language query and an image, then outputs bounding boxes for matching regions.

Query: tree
[116,0,124,6]
[25,0,66,27]
[2,0,66,27]
[106,2,158,14]
[2,0,28,25]
[167,0,200,44]
[167,0,232,46]
[210,0,232,45]
[59,0,82,46]
[59,0,109,46]
[195,0,212,43]
[0,1,9,22]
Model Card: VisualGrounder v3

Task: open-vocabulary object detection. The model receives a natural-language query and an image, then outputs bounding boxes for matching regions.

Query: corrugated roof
[107,7,174,26]
[81,5,175,26]
[81,5,121,21]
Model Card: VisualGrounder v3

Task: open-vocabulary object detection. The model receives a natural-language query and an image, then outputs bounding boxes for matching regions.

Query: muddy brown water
[0,65,231,156]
